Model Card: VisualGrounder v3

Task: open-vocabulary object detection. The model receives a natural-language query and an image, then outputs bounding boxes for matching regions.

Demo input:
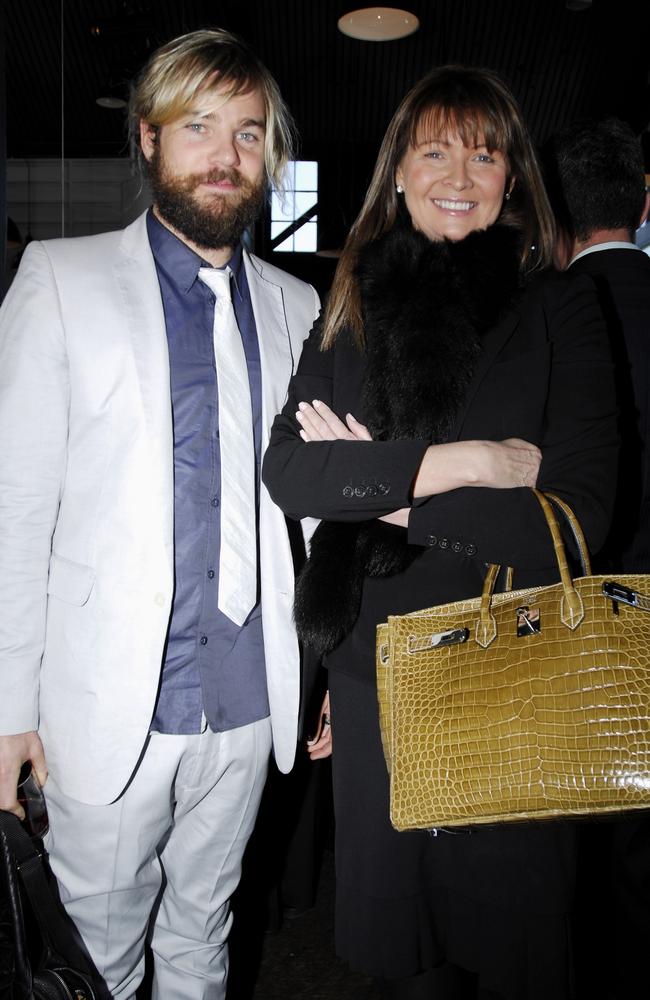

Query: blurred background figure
[544,116,650,1000]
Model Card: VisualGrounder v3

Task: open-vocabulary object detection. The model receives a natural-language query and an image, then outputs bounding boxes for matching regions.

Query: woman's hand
[413,438,542,498]
[306,691,332,760]
[296,400,371,442]
[471,438,542,488]
[297,402,410,528]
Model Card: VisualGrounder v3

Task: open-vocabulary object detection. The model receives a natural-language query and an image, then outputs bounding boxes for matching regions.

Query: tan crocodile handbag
[376,489,650,831]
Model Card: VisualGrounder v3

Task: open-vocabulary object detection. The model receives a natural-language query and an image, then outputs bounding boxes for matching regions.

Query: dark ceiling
[7,0,650,156]
[5,0,650,257]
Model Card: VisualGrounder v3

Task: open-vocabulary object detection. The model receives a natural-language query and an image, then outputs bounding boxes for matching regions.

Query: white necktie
[198,266,257,626]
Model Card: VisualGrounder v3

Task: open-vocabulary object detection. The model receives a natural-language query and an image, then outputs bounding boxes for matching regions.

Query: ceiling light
[338,7,419,42]
[96,96,127,109]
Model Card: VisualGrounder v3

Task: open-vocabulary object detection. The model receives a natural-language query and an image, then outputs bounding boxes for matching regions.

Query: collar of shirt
[570,241,641,266]
[146,208,245,301]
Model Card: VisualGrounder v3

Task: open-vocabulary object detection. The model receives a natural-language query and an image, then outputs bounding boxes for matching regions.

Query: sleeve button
[377,483,390,496]
[452,541,463,553]
[366,484,378,497]
[465,543,477,556]
[426,534,437,547]
[343,486,354,498]
[354,485,366,497]
[439,537,449,550]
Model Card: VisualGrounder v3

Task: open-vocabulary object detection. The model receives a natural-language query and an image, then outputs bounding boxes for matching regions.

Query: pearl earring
[396,184,404,194]
[505,192,511,201]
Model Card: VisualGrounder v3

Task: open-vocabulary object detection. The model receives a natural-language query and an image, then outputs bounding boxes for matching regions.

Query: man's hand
[306,691,332,760]
[296,401,372,443]
[0,732,47,820]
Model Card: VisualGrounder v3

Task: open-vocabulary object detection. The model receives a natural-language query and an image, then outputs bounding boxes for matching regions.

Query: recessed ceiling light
[338,7,419,42]
[96,96,127,109]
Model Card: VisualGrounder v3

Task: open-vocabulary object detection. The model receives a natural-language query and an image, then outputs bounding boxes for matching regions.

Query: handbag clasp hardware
[516,605,541,636]
[603,581,650,613]
[408,627,470,653]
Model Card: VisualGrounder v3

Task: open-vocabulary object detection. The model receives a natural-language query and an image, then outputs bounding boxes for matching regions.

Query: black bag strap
[0,811,99,980]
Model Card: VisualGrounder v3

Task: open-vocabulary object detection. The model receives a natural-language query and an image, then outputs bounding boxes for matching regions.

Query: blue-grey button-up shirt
[147,210,269,734]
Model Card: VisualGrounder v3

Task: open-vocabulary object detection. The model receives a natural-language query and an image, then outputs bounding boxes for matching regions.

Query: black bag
[0,811,103,999]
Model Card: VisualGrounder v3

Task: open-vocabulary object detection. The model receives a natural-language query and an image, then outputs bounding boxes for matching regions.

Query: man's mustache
[181,168,246,191]
[204,169,244,187]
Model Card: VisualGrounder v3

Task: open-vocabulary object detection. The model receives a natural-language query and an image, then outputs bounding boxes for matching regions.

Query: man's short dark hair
[544,118,646,242]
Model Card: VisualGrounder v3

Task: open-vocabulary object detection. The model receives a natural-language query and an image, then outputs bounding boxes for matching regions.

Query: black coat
[570,247,650,573]
[262,224,619,995]
[264,226,618,682]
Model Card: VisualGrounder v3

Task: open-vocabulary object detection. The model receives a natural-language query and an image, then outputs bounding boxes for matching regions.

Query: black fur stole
[295,223,524,656]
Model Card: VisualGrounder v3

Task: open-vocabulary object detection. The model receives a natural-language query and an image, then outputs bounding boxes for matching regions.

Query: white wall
[7,157,151,241]
[5,157,152,291]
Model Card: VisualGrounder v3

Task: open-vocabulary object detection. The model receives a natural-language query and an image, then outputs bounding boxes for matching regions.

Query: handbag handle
[476,490,587,648]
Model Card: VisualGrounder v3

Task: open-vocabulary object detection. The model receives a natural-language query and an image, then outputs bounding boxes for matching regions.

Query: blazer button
[465,543,477,556]
[377,483,390,496]
[452,541,463,553]
[439,537,449,550]
[354,485,366,497]
[426,534,437,547]
[343,486,354,498]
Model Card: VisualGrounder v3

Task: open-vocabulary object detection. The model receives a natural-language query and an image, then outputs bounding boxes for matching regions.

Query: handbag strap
[477,490,586,646]
[543,491,591,575]
[0,811,99,982]
[501,492,591,596]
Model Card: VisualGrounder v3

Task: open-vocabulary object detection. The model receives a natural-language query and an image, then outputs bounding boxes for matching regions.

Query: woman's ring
[322,714,331,726]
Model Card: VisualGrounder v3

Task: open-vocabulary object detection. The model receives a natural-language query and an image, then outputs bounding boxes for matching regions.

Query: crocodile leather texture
[376,491,650,831]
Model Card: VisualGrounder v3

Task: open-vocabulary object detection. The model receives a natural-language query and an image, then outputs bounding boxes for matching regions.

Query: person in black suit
[263,66,618,1000]
[544,117,650,1000]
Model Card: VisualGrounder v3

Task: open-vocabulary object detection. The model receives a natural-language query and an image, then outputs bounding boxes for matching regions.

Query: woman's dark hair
[321,64,555,349]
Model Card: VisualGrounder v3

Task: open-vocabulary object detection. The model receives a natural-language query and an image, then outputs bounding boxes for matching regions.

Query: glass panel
[294,221,317,252]
[295,161,318,191]
[294,192,317,218]
[271,221,289,239]
[271,191,295,222]
[274,233,294,253]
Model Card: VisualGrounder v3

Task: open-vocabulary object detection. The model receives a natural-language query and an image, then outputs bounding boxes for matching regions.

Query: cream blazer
[0,211,320,803]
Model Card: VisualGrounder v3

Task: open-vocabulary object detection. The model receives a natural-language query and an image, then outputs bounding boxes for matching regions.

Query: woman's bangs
[409,102,510,154]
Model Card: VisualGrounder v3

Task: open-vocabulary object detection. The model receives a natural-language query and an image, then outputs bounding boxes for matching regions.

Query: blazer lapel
[244,252,294,445]
[113,212,174,561]
[448,309,520,441]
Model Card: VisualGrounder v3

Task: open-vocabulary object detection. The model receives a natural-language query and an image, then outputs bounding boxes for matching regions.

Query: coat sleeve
[0,243,70,734]
[262,324,428,521]
[407,273,618,569]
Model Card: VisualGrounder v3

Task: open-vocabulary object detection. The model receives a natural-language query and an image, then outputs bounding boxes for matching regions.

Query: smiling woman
[395,132,511,242]
[263,63,617,1000]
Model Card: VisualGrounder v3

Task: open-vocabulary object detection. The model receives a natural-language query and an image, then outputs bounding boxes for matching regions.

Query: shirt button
[343,486,353,498]
[452,541,463,553]
[426,534,437,547]
[439,537,449,550]
[207,569,215,579]
[200,635,208,646]
[465,543,477,556]
[154,592,165,607]
[211,496,220,508]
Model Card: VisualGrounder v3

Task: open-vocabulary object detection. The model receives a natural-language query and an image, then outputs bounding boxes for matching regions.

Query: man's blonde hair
[129,28,295,190]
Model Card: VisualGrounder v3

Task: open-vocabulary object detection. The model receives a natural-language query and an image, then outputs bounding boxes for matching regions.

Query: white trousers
[43,718,272,1000]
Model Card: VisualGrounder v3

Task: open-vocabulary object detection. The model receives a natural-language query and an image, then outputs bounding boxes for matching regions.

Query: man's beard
[146,146,267,251]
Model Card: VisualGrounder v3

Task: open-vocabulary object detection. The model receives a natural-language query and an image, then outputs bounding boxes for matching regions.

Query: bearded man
[0,29,319,1000]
